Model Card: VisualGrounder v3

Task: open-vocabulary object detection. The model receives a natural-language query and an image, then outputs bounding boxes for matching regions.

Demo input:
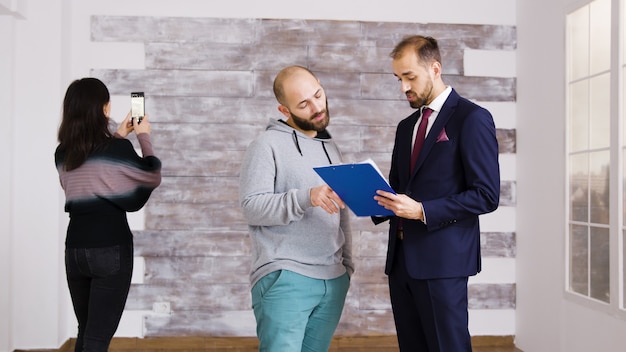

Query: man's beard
[288,100,330,132]
[407,80,434,109]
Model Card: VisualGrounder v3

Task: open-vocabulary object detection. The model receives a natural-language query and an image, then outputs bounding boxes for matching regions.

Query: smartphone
[130,92,145,124]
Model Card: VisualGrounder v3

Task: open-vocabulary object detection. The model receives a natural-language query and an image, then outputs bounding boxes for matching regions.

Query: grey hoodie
[239,118,354,287]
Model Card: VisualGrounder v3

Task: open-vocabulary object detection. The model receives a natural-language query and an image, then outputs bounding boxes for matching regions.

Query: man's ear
[431,61,442,78]
[277,105,291,119]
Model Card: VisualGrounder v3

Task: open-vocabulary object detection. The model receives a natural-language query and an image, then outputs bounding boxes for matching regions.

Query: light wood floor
[17,336,523,352]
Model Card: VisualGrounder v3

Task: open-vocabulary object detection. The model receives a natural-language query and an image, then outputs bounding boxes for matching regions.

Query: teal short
[251,270,350,352]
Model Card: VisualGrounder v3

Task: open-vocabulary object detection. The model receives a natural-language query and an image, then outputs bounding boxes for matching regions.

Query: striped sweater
[55,133,162,248]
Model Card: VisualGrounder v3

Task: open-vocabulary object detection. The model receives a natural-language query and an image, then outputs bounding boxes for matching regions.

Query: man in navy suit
[374,35,500,351]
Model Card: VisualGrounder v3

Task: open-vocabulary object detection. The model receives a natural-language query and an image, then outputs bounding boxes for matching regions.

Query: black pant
[389,240,471,352]
[65,244,133,352]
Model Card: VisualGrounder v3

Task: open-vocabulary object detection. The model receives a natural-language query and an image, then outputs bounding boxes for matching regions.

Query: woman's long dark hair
[57,77,114,171]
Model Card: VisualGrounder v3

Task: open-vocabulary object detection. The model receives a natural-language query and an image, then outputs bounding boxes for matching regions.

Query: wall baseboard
[18,335,515,352]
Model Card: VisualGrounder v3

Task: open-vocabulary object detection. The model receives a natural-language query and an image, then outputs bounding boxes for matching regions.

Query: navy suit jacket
[382,88,500,279]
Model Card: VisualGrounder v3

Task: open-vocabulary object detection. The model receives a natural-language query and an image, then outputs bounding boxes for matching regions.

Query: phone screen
[131,92,145,122]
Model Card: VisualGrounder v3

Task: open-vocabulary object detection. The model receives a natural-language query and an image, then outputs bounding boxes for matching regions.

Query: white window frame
[564,0,626,318]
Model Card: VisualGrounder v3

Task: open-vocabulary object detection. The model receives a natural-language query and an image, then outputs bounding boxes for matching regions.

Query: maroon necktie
[410,107,433,172]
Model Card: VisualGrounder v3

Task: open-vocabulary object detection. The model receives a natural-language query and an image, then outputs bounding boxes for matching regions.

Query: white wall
[0,12,16,352]
[2,0,516,350]
[515,1,565,350]
[516,0,626,351]
[8,0,66,349]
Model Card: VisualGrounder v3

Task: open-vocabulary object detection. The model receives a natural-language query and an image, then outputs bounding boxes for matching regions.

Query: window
[566,0,613,305]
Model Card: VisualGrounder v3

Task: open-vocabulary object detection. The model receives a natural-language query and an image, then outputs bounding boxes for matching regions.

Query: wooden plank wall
[90,16,516,336]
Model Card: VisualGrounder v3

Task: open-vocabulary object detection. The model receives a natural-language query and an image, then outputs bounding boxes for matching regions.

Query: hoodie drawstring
[291,130,333,164]
[321,142,332,164]
[292,130,303,156]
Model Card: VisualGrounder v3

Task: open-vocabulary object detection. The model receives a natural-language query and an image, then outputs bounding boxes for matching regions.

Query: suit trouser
[388,239,472,352]
[66,244,133,352]
[251,270,350,352]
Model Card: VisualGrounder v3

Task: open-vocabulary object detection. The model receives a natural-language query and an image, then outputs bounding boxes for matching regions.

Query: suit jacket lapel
[410,90,459,180]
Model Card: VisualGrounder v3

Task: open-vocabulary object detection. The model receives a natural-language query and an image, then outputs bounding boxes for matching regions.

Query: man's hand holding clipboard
[314,159,396,217]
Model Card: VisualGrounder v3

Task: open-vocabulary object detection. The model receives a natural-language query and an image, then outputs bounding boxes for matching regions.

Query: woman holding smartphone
[55,77,161,352]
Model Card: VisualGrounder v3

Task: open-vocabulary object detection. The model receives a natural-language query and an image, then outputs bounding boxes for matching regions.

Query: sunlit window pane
[568,5,589,81]
[589,150,610,224]
[570,80,589,152]
[623,0,626,312]
[570,154,589,222]
[570,224,589,295]
[623,230,626,308]
[589,73,611,149]
[590,226,610,302]
[621,2,626,309]
[623,153,626,225]
[622,70,626,144]
[590,0,611,75]
[620,0,626,63]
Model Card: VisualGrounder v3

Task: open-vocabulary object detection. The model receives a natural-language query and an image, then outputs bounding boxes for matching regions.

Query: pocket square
[436,128,449,142]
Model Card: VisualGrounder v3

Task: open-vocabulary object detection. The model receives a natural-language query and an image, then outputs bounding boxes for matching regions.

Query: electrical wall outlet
[152,301,171,314]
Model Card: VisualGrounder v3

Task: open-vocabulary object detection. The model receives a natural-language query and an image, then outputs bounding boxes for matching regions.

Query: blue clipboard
[313,161,396,217]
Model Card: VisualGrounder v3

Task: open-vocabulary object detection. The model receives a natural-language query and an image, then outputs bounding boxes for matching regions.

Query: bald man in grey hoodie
[239,66,354,352]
